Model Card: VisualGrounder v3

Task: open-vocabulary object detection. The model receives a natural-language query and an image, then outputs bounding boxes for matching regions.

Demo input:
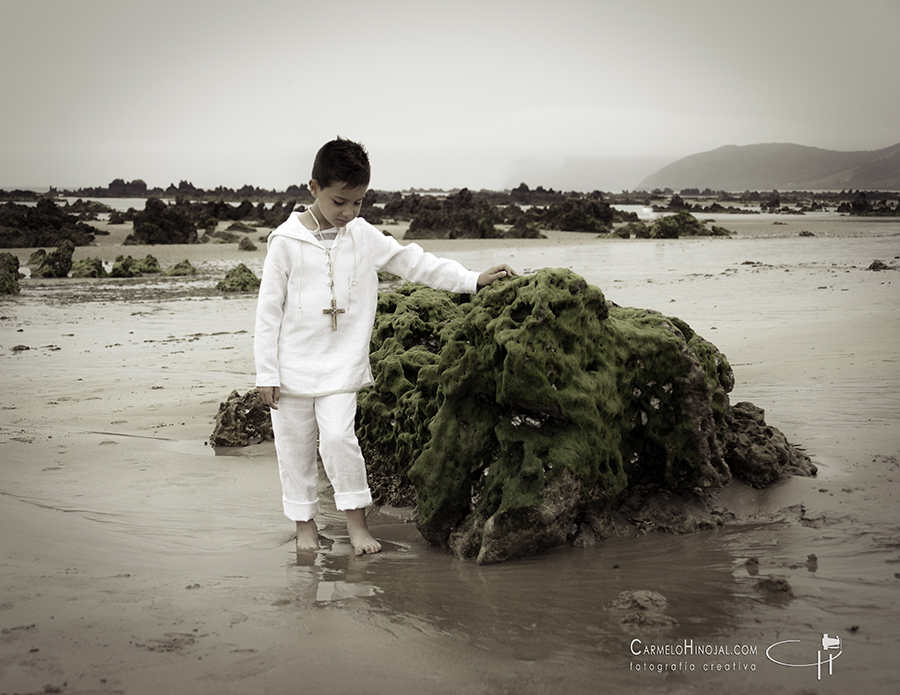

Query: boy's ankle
[295,519,319,550]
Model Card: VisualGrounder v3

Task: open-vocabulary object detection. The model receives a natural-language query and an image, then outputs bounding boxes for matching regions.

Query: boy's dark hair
[312,136,370,190]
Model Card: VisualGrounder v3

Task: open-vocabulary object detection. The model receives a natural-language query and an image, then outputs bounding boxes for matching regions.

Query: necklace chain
[308,208,345,330]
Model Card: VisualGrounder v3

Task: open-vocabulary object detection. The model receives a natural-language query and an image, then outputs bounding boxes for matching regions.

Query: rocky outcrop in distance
[405,188,503,240]
[113,198,302,234]
[61,179,316,204]
[124,198,198,245]
[0,200,99,248]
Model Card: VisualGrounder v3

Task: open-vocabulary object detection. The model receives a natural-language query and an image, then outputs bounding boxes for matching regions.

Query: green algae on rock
[216,263,261,292]
[30,240,76,279]
[357,268,776,563]
[0,251,22,294]
[70,257,108,278]
[162,259,199,276]
[651,211,732,238]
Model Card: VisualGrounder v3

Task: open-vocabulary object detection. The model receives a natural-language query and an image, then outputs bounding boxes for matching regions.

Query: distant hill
[638,142,900,191]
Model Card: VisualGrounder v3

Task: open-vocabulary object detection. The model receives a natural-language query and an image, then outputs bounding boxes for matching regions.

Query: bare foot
[295,519,319,551]
[346,508,382,555]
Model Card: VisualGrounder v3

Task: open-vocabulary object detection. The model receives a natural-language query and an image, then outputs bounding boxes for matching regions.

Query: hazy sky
[2,0,898,192]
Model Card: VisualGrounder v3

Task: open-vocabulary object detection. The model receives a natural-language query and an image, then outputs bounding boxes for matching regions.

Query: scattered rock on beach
[70,257,108,278]
[134,254,162,273]
[867,259,893,271]
[650,211,731,239]
[111,255,139,278]
[722,402,816,486]
[210,389,274,446]
[608,590,677,630]
[755,576,794,601]
[110,254,162,277]
[216,263,261,292]
[162,259,199,276]
[616,220,651,239]
[30,240,76,278]
[0,252,22,294]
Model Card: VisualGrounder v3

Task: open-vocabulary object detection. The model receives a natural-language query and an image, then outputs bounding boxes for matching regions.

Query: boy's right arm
[254,236,290,393]
[258,386,280,410]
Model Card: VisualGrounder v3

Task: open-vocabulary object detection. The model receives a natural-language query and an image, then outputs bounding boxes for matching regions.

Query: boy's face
[310,179,368,229]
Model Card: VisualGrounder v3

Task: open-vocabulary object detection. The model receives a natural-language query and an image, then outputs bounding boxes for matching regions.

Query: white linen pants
[270,392,372,521]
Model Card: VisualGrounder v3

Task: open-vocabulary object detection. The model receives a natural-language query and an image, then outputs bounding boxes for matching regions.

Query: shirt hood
[268,211,358,244]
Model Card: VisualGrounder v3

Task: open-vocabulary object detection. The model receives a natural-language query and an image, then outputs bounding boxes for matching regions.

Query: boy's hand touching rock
[477,264,517,288]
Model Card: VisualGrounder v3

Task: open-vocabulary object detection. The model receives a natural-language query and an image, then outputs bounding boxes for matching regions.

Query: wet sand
[1,213,899,694]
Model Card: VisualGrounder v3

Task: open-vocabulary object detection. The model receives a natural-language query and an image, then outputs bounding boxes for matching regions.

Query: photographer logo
[766,633,842,680]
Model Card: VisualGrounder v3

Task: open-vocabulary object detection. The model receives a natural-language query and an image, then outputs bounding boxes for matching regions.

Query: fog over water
[2,0,898,192]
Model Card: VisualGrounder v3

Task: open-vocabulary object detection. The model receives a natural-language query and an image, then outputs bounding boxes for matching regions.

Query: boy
[255,137,515,555]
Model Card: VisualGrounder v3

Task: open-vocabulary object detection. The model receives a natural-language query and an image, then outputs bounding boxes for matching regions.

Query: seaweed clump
[357,268,745,563]
[0,252,22,294]
[216,263,261,292]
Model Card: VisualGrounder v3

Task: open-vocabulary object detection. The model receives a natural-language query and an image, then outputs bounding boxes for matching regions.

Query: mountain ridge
[638,142,900,191]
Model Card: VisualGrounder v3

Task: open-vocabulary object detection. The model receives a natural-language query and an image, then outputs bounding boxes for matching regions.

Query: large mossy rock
[357,268,739,563]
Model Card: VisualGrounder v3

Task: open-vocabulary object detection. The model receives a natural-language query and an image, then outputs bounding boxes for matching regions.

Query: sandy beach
[2,211,899,694]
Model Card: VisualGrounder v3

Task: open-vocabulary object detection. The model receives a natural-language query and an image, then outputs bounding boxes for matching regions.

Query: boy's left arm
[363,222,515,293]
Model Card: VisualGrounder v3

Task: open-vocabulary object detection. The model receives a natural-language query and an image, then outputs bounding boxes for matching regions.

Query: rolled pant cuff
[333,489,373,512]
[283,497,318,522]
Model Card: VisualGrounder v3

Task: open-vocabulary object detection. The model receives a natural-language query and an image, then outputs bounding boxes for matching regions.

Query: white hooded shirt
[254,212,480,397]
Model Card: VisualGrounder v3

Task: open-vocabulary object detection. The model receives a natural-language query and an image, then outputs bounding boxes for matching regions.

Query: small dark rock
[755,576,794,600]
[608,590,677,629]
[723,402,817,487]
[210,389,273,446]
[867,259,892,271]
